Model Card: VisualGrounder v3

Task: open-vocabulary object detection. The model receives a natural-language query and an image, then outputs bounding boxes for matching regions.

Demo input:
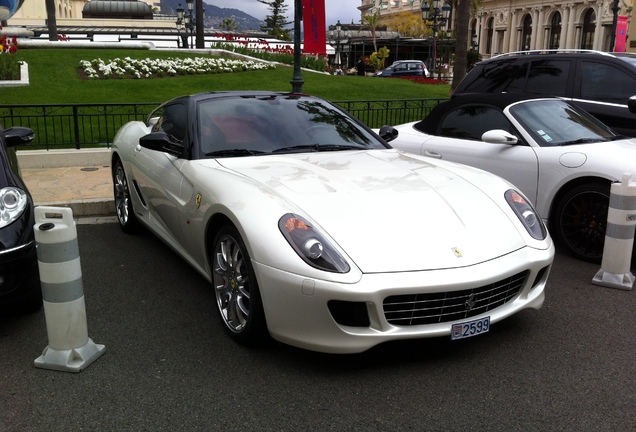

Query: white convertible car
[387,93,636,263]
[111,91,554,354]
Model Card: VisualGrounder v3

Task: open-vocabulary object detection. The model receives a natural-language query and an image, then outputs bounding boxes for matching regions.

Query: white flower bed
[78,56,275,79]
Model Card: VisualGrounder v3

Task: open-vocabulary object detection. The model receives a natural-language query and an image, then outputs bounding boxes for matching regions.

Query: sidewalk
[17,149,115,218]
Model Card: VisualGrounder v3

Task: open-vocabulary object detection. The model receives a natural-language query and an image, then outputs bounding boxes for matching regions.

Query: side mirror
[147,117,160,128]
[3,126,35,147]
[481,129,518,145]
[378,125,398,142]
[628,96,636,114]
[139,131,185,157]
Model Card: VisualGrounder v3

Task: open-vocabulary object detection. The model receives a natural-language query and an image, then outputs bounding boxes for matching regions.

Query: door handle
[423,150,442,159]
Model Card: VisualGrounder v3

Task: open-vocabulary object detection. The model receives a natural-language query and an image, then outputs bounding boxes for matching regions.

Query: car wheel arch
[549,176,613,262]
[548,176,612,222]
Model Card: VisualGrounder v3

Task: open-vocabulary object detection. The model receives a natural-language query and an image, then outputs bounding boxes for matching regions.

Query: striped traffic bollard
[592,173,636,290]
[33,206,105,372]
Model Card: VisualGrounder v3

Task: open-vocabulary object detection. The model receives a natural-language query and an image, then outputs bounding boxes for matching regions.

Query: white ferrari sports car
[387,93,636,263]
[111,91,554,354]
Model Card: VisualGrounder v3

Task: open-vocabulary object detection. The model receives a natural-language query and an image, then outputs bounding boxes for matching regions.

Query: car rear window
[525,60,571,96]
[457,58,571,96]
[455,59,528,93]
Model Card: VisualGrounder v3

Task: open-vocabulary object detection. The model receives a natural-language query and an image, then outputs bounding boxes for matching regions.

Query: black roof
[415,93,558,134]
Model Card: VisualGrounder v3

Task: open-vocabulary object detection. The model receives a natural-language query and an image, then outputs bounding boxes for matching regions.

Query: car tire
[552,183,610,263]
[211,225,268,346]
[112,159,140,234]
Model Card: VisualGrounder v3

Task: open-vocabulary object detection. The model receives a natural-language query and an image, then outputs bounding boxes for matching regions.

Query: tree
[45,0,58,41]
[361,11,381,53]
[220,18,238,31]
[369,46,390,71]
[258,0,291,41]
[450,0,471,91]
[384,11,429,38]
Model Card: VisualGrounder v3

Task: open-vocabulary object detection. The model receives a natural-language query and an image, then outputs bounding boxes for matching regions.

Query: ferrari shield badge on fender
[196,193,202,209]
[452,247,462,258]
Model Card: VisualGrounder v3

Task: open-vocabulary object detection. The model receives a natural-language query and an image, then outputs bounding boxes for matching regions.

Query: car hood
[218,150,526,273]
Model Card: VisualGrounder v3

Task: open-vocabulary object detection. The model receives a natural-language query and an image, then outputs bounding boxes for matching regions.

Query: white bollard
[592,173,636,290]
[33,206,105,372]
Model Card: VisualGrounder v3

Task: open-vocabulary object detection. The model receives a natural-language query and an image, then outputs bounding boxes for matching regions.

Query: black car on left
[0,125,42,313]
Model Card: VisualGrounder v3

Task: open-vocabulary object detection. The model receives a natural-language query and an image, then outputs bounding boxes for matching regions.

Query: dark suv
[453,50,636,136]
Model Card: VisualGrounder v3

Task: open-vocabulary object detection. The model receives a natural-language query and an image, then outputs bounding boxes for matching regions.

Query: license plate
[451,316,490,340]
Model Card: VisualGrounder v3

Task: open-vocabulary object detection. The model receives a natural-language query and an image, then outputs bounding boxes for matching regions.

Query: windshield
[197,95,387,158]
[508,99,618,147]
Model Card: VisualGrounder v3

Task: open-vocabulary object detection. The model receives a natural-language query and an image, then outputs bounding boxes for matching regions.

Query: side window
[154,103,187,142]
[525,60,571,96]
[458,59,529,93]
[439,106,515,141]
[580,61,636,103]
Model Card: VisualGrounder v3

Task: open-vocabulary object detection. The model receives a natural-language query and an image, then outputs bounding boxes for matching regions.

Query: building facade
[358,0,635,56]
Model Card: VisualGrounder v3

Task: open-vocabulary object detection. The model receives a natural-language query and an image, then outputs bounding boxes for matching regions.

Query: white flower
[78,56,275,79]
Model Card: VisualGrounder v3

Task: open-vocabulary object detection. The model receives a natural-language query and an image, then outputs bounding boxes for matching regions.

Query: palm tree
[362,11,380,53]
[220,18,238,32]
[45,0,57,41]
[451,0,471,91]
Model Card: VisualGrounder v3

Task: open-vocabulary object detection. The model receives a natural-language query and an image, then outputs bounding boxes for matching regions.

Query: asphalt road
[1,222,635,431]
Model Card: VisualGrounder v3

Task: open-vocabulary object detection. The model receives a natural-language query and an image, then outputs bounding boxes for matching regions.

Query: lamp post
[609,0,621,52]
[175,4,186,49]
[332,20,342,70]
[290,0,304,93]
[421,0,451,80]
[185,0,195,50]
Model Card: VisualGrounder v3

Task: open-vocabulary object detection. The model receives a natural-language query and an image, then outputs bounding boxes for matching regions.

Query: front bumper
[0,240,41,307]
[253,244,554,354]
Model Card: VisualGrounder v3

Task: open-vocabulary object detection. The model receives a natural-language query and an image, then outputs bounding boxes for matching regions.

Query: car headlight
[0,187,28,228]
[505,189,546,240]
[279,213,350,273]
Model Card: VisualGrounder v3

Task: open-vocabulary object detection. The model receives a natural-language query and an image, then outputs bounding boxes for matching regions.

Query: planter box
[0,62,29,87]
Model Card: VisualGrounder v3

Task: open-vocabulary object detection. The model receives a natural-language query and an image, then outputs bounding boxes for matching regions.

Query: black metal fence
[0,98,447,150]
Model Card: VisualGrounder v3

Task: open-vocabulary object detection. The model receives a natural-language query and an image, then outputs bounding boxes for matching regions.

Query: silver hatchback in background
[375,60,430,78]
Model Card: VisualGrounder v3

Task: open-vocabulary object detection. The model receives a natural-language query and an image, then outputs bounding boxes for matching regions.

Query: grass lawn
[0,49,451,104]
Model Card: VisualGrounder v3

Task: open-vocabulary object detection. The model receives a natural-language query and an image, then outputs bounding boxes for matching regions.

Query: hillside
[160,0,263,32]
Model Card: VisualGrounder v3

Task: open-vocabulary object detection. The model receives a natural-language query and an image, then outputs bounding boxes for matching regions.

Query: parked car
[453,49,636,136]
[375,60,430,78]
[111,91,554,353]
[385,93,636,262]
[0,125,42,313]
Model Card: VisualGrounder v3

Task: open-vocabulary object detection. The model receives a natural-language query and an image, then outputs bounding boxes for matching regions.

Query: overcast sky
[211,0,361,26]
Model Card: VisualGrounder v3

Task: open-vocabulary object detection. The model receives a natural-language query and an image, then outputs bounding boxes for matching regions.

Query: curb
[16,148,111,169]
[17,149,115,217]
[36,199,116,218]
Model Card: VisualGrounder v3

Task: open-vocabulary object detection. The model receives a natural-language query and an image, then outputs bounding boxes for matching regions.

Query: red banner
[615,15,628,52]
[302,0,326,55]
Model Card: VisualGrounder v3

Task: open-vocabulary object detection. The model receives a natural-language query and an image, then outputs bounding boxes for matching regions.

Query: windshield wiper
[559,138,606,146]
[272,144,364,153]
[205,149,266,157]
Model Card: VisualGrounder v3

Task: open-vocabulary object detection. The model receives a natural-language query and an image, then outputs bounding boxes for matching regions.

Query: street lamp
[332,20,342,70]
[421,0,451,80]
[185,0,195,49]
[290,0,304,93]
[609,0,620,52]
[175,4,186,48]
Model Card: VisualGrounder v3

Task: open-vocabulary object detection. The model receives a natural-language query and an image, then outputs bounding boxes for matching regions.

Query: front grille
[383,271,529,326]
